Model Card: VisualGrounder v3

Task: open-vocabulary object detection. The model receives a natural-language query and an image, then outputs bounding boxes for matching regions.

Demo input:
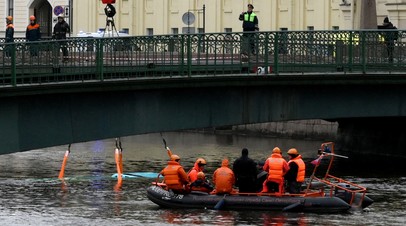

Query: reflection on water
[0,132,405,225]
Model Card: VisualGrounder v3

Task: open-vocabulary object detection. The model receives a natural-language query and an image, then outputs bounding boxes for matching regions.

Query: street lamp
[184,4,205,34]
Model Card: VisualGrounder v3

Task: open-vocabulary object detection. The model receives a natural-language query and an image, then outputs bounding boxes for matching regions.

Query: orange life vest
[288,156,305,182]
[27,24,40,31]
[266,154,285,183]
[161,161,188,190]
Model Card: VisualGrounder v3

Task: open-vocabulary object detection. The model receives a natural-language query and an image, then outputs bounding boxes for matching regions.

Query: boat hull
[147,185,351,213]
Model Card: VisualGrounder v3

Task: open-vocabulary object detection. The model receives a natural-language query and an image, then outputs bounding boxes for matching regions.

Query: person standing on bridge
[5,16,14,58]
[26,15,41,56]
[380,17,397,63]
[239,4,259,57]
[53,14,70,63]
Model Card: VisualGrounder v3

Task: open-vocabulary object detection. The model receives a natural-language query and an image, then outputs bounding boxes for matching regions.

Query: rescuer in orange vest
[212,159,235,194]
[285,148,306,194]
[5,16,14,57]
[261,147,289,194]
[160,154,189,193]
[190,172,214,193]
[26,15,41,56]
[187,158,207,183]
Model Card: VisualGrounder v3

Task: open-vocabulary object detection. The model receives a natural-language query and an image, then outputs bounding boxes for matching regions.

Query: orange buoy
[58,149,70,179]
[115,148,122,183]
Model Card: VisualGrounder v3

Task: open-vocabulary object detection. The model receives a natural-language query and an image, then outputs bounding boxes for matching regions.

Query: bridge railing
[0,30,404,87]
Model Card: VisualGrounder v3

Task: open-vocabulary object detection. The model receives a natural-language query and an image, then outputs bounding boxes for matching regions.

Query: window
[332,26,339,30]
[280,27,288,31]
[171,28,178,34]
[307,26,314,31]
[8,0,14,17]
[224,28,232,33]
[147,28,153,36]
[198,28,204,34]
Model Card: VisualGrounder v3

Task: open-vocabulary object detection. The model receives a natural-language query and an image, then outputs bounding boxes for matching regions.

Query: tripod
[103,16,119,37]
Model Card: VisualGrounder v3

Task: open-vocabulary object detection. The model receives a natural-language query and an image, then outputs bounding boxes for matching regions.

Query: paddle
[160,133,173,158]
[282,201,304,212]
[214,194,227,210]
[118,138,123,173]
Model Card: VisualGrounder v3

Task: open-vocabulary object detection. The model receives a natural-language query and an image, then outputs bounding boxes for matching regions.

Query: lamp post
[187,4,206,34]
[203,4,206,34]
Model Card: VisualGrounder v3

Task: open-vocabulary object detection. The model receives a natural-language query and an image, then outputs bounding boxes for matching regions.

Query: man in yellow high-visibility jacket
[239,4,259,56]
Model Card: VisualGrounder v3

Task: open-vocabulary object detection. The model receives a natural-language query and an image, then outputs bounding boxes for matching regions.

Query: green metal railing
[0,30,404,87]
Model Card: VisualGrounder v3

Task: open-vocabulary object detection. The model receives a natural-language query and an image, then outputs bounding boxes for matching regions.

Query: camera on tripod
[104,4,116,18]
[102,0,116,17]
[101,0,118,37]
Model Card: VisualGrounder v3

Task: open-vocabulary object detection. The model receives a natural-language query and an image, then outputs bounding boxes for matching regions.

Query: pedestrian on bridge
[5,16,14,58]
[239,4,259,57]
[26,15,41,56]
[53,14,70,63]
[380,17,397,63]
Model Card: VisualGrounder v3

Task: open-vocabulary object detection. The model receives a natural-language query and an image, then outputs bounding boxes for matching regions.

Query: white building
[1,0,406,38]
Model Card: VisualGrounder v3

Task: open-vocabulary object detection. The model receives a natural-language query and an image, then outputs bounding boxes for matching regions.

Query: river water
[0,132,405,226]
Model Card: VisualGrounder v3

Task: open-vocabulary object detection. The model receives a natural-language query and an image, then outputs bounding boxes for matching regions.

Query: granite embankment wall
[231,120,338,140]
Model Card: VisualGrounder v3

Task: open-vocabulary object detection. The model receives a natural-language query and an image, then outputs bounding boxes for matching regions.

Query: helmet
[6,16,12,21]
[248,4,254,9]
[196,158,207,166]
[29,15,36,21]
[287,148,299,155]
[272,147,281,154]
[197,172,205,180]
[170,154,180,161]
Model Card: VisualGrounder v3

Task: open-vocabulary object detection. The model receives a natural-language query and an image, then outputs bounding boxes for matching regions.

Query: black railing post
[187,34,192,77]
[96,38,104,81]
[11,43,16,87]
[274,32,279,75]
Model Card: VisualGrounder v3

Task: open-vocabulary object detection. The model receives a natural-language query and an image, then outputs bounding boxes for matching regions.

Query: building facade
[1,0,406,38]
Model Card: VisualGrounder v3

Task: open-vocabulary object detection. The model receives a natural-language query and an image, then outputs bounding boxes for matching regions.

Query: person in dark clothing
[232,148,258,193]
[53,15,70,62]
[26,15,41,56]
[239,4,259,56]
[5,16,14,57]
[380,17,397,63]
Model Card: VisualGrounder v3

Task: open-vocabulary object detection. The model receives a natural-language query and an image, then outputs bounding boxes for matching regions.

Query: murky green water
[0,132,404,225]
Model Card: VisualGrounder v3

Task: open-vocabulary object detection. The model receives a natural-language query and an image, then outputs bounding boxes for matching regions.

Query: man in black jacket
[380,17,397,63]
[233,148,258,193]
[239,4,259,56]
[53,15,70,62]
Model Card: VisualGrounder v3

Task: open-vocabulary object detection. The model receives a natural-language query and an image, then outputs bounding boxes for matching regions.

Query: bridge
[1,30,405,157]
